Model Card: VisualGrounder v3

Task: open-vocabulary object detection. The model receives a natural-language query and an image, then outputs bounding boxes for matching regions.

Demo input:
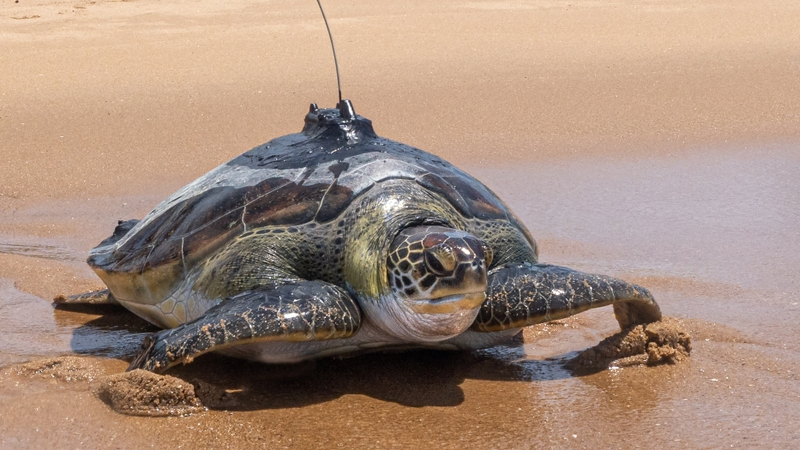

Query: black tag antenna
[315,0,342,105]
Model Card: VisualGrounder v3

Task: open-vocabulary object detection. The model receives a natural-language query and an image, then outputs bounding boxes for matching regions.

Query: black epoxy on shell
[328,161,350,178]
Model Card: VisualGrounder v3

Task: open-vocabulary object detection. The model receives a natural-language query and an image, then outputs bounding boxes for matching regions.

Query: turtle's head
[380,225,492,342]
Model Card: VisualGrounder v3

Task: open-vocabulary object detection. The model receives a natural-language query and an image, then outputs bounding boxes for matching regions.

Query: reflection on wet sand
[54,304,156,360]
[0,280,73,366]
[0,279,155,367]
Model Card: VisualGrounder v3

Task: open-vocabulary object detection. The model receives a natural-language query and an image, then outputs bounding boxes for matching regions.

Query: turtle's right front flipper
[472,263,661,332]
[128,281,361,373]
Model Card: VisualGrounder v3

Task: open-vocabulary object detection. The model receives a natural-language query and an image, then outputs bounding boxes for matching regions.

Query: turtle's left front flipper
[472,263,660,332]
[128,280,361,373]
[53,289,120,305]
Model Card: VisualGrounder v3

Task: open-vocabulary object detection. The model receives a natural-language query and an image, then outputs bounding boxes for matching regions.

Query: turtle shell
[88,101,522,304]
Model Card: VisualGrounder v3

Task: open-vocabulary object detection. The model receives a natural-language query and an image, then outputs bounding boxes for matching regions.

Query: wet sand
[1,0,799,448]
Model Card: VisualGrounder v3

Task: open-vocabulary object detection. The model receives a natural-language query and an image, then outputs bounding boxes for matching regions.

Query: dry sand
[1,0,799,448]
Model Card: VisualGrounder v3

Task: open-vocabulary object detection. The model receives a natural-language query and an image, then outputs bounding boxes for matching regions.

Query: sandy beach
[1,0,799,448]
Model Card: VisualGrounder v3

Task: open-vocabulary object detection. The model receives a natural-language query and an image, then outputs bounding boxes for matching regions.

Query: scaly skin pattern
[129,281,360,372]
[386,225,489,302]
[472,263,661,332]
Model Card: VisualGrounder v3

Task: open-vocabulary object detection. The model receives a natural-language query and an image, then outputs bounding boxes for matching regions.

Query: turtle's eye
[481,242,494,268]
[424,244,457,276]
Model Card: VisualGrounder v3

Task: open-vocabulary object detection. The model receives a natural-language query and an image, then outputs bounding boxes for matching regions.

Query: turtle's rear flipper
[472,263,661,332]
[127,280,361,373]
[53,289,120,305]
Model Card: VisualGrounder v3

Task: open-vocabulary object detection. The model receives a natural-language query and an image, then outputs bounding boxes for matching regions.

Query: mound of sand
[96,369,204,417]
[566,316,691,371]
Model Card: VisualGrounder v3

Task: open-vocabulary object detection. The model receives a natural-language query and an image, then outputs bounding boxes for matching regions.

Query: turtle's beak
[472,263,661,332]
[408,291,486,315]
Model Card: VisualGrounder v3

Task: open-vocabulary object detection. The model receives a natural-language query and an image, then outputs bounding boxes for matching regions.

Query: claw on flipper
[127,334,159,372]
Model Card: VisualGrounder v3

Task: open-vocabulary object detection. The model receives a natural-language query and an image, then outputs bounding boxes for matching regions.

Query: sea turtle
[62,100,661,373]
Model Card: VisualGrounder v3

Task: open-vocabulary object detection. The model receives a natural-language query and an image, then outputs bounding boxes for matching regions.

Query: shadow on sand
[56,303,583,410]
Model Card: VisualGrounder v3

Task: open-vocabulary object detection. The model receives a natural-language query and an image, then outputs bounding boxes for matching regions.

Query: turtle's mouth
[408,291,486,314]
